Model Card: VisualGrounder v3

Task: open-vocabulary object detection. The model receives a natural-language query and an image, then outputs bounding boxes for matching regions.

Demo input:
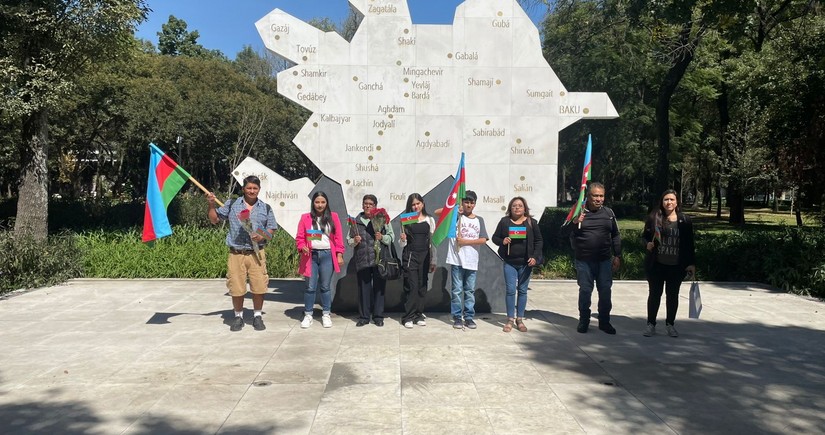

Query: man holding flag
[569,182,622,335]
[207,176,278,332]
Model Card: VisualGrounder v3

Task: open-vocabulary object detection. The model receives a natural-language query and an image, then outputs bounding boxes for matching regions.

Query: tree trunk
[728,187,745,225]
[15,109,50,240]
[653,23,697,205]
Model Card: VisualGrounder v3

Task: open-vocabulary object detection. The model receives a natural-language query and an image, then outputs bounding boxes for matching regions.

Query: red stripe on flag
[155,156,178,191]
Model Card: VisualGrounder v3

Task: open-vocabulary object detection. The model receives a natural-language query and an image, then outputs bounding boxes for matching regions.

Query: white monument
[242,0,618,232]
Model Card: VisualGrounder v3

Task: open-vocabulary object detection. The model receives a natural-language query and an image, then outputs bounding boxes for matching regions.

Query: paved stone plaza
[0,278,823,434]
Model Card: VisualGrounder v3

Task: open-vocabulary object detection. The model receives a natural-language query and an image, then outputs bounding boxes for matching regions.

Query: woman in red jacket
[296,191,345,328]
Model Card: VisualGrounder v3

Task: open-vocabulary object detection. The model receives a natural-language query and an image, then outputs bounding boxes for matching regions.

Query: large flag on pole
[142,143,192,243]
[563,134,593,226]
[432,152,466,246]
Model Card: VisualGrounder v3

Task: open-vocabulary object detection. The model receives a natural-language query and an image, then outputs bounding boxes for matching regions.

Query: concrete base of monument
[307,175,508,313]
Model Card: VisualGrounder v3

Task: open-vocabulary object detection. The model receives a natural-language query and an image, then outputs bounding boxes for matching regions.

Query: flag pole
[188,176,224,207]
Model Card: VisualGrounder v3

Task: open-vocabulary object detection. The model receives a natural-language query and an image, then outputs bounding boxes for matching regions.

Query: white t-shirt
[311,217,332,250]
[446,215,488,270]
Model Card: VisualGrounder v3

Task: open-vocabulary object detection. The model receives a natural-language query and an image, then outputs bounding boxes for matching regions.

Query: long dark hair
[506,196,531,219]
[310,191,334,234]
[655,189,680,217]
[404,193,429,216]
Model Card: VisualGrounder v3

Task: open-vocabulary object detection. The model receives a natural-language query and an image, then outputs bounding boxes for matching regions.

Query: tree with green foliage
[157,15,226,60]
[0,0,148,239]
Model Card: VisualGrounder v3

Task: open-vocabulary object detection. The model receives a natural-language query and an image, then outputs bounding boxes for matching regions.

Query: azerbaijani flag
[653,212,663,245]
[509,226,527,239]
[400,211,419,226]
[563,134,593,226]
[256,228,273,241]
[432,153,466,246]
[347,216,358,227]
[142,143,191,243]
[307,229,323,241]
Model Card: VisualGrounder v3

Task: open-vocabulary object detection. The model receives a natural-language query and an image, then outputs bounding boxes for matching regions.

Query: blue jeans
[503,263,532,318]
[575,259,613,323]
[450,265,477,320]
[305,250,333,314]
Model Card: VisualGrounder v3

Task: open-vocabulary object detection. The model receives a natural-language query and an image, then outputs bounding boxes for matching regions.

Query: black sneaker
[253,316,266,331]
[453,318,463,329]
[576,319,589,333]
[230,316,244,332]
[598,322,617,335]
[464,319,477,329]
[356,319,369,327]
[374,319,384,327]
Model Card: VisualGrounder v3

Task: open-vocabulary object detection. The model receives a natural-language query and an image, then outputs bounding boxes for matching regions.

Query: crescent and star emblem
[445,192,457,208]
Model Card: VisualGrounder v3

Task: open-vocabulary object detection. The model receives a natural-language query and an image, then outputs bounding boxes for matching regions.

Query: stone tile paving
[0,278,823,434]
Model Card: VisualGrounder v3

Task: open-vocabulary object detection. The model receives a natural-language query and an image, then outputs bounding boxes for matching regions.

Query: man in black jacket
[570,182,622,334]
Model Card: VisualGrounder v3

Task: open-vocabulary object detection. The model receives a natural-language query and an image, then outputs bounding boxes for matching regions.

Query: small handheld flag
[256,228,273,241]
[400,211,420,226]
[563,135,593,227]
[307,229,323,241]
[346,215,358,237]
[653,212,663,245]
[508,226,527,239]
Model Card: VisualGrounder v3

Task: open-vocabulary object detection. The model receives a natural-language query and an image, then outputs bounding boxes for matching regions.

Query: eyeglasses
[362,202,375,207]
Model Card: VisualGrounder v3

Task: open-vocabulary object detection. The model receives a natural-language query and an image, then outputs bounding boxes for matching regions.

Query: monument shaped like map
[244,0,618,238]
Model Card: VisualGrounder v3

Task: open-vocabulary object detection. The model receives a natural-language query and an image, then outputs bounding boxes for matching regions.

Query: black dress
[401,220,431,324]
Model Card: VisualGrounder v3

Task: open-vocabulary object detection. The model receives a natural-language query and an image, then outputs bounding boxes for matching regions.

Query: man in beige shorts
[207,176,278,331]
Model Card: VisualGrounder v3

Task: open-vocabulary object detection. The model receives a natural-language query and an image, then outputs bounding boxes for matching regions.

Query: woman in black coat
[641,189,696,338]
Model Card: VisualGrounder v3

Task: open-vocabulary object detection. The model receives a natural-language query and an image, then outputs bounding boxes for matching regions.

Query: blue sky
[135,0,547,59]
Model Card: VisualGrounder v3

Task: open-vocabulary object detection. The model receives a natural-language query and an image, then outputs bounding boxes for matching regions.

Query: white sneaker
[415,314,427,326]
[404,321,414,329]
[300,314,313,329]
[666,324,679,337]
[322,314,332,328]
[643,323,656,337]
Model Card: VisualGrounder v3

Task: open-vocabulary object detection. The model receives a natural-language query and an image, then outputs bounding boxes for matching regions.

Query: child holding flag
[491,197,543,333]
[399,193,436,329]
[435,190,488,329]
[296,191,345,329]
[207,176,278,332]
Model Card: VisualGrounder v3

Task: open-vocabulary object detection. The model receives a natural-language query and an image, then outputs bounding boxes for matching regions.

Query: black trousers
[402,249,430,323]
[357,266,386,321]
[646,262,684,325]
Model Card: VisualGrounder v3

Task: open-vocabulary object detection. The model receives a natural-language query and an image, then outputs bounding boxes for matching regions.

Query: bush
[537,207,573,253]
[609,201,648,220]
[0,229,83,294]
[695,227,825,298]
[0,193,214,233]
[78,225,299,279]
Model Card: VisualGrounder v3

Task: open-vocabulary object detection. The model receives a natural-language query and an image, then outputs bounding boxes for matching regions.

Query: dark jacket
[348,213,394,271]
[569,206,622,261]
[641,211,695,275]
[491,216,543,266]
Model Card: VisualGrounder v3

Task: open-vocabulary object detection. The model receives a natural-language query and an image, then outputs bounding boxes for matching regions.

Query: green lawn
[617,207,816,233]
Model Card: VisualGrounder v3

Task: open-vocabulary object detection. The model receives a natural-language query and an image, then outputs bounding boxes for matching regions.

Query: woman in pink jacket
[296,191,345,328]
